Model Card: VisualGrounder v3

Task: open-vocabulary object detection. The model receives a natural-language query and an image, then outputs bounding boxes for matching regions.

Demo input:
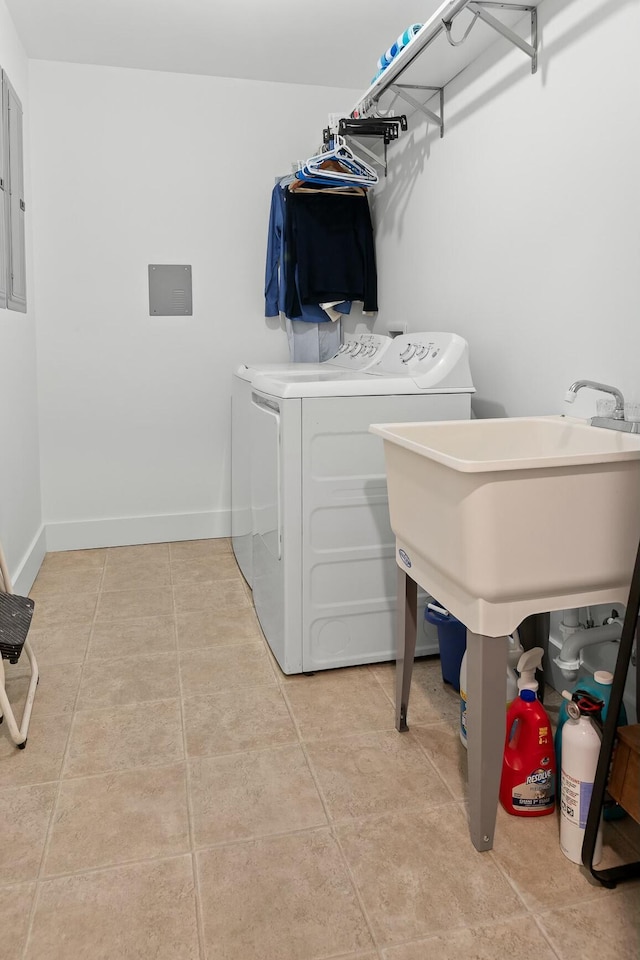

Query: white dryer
[231,333,392,586]
[247,332,475,675]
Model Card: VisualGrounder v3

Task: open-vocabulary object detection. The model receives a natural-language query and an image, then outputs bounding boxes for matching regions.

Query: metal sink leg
[395,567,417,732]
[466,630,509,851]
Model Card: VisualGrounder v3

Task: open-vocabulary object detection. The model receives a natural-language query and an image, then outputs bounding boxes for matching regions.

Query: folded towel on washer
[372,24,422,83]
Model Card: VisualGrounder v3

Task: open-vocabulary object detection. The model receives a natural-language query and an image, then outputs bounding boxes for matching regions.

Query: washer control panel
[330,334,392,370]
[369,331,474,390]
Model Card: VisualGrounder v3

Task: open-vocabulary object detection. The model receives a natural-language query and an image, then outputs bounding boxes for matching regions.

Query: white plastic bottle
[560,697,603,865]
[459,633,523,748]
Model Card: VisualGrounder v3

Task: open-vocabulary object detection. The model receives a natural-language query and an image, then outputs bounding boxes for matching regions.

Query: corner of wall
[12,523,46,595]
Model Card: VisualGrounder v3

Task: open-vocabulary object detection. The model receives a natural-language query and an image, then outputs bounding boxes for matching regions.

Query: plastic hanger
[299,135,379,187]
[289,171,366,196]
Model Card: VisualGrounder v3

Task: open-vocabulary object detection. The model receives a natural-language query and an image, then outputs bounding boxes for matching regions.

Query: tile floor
[1,539,639,960]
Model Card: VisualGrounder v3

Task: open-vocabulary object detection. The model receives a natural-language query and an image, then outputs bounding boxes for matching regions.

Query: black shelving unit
[582,535,640,886]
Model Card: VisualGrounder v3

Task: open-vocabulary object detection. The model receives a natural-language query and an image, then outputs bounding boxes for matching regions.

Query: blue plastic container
[425,604,467,691]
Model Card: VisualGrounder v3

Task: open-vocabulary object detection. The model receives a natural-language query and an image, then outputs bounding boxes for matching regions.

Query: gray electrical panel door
[148,264,192,315]
[6,76,25,313]
[0,69,8,310]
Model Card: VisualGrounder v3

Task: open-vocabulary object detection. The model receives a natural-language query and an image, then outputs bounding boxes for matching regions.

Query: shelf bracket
[389,84,445,138]
[466,2,538,74]
[346,136,388,176]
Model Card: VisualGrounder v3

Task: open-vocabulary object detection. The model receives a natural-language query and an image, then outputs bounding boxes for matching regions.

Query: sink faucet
[565,380,625,420]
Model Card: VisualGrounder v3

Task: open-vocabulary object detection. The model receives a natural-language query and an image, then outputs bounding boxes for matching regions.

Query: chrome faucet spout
[565,379,625,419]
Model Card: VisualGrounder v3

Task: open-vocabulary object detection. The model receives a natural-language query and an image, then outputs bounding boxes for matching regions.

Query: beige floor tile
[171,556,242,583]
[490,806,639,912]
[106,543,170,564]
[176,607,262,649]
[31,592,98,629]
[0,882,36,960]
[197,830,373,960]
[183,686,298,757]
[1,654,31,682]
[537,888,640,960]
[173,579,250,613]
[411,721,468,800]
[30,566,103,598]
[189,745,326,846]
[0,712,72,786]
[382,917,559,960]
[88,615,176,660]
[101,560,171,593]
[77,653,179,709]
[306,729,446,822]
[44,763,189,876]
[64,699,183,778]
[0,782,57,882]
[263,639,286,678]
[26,623,92,664]
[26,855,200,960]
[0,544,632,960]
[336,805,524,945]
[179,643,276,696]
[41,549,107,572]
[331,955,378,960]
[370,660,460,725]
[169,538,231,560]
[95,587,173,623]
[284,668,395,741]
[5,662,82,719]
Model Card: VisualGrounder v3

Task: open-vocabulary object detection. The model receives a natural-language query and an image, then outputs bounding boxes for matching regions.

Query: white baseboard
[12,524,47,596]
[45,510,230,553]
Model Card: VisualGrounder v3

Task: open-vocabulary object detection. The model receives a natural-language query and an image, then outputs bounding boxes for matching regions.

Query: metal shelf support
[389,84,445,138]
[459,3,538,74]
[347,137,389,176]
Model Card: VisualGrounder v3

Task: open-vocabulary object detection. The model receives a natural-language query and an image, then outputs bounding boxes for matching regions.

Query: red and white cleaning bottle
[500,688,556,816]
[559,691,604,865]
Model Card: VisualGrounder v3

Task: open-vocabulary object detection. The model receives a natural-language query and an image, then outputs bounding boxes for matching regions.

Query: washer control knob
[399,344,417,362]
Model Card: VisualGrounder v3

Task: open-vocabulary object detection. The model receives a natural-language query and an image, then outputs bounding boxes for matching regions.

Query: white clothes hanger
[300,135,379,186]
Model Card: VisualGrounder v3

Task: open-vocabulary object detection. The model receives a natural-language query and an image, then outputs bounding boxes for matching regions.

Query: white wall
[23,0,640,553]
[28,61,358,548]
[372,0,640,421]
[0,1,44,591]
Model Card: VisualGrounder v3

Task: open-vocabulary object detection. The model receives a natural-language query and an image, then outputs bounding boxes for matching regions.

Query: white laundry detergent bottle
[459,632,523,748]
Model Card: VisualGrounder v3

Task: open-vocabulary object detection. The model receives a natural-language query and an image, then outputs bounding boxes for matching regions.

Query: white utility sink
[371,415,640,635]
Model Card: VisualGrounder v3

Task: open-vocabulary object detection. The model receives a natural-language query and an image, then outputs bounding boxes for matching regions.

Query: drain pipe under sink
[554,620,623,681]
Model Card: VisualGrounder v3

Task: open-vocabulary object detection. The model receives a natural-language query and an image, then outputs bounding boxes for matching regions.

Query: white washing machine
[245,332,475,674]
[231,333,393,586]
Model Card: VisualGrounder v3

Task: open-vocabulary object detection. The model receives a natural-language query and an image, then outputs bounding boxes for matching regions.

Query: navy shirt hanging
[284,189,378,317]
